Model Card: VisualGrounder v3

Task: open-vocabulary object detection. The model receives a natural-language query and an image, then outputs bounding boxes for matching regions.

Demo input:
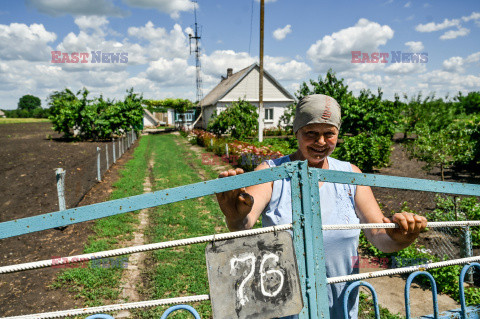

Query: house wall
[203,101,291,129]
[220,67,293,102]
[143,116,157,127]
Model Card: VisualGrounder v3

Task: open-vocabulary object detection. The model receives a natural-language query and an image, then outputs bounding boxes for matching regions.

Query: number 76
[230,252,285,306]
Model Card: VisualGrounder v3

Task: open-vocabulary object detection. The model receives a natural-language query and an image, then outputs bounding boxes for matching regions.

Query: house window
[265,108,274,122]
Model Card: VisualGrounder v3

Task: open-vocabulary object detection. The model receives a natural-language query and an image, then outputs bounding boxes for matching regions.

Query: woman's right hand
[216,168,255,230]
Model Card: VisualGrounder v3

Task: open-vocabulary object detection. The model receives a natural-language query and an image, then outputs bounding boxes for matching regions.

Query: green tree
[406,122,475,180]
[48,87,143,140]
[455,91,480,115]
[207,99,258,139]
[18,94,41,113]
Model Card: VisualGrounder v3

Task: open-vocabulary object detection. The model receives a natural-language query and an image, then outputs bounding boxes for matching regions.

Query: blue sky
[0,0,479,109]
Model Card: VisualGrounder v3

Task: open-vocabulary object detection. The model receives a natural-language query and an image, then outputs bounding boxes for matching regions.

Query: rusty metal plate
[206,230,303,318]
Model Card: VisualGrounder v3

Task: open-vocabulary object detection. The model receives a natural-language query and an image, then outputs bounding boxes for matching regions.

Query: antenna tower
[189,0,203,103]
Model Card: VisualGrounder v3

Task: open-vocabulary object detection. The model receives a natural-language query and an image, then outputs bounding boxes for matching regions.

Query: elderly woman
[216,94,428,319]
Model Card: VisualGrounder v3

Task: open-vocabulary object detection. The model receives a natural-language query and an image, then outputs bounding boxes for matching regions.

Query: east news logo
[351,51,428,63]
[51,51,128,63]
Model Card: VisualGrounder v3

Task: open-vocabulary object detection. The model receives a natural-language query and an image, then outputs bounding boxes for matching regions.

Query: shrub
[333,133,392,172]
[48,88,143,140]
[207,99,258,139]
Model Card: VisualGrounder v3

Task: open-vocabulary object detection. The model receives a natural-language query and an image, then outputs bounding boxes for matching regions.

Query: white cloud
[442,56,465,73]
[442,52,480,73]
[404,2,411,8]
[419,70,480,90]
[385,62,427,74]
[306,18,394,72]
[123,0,194,19]
[201,50,256,78]
[415,18,460,32]
[128,22,190,61]
[273,24,292,41]
[0,23,56,61]
[462,12,480,22]
[26,0,127,17]
[264,56,311,80]
[440,27,470,40]
[145,57,195,86]
[405,41,424,51]
[74,16,109,34]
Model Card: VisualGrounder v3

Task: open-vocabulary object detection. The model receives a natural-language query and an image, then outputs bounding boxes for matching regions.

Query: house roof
[199,63,295,107]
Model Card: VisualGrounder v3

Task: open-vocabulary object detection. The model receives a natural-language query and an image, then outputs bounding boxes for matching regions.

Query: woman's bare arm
[352,164,427,253]
[216,162,274,231]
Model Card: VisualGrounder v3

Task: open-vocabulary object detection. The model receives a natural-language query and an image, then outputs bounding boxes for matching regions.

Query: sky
[0,0,479,109]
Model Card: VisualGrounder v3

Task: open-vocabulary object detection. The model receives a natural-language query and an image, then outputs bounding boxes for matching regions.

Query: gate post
[290,161,330,319]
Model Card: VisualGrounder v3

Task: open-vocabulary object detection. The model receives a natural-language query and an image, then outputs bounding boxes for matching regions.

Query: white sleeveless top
[263,156,360,319]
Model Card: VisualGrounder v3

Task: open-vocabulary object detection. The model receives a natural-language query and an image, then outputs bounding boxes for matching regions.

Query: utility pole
[190,0,203,129]
[258,0,264,142]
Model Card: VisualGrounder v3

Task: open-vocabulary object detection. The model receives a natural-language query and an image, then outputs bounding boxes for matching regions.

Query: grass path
[136,134,227,318]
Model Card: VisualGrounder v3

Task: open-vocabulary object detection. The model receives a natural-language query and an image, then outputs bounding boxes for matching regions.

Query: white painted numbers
[206,231,303,318]
[230,251,285,306]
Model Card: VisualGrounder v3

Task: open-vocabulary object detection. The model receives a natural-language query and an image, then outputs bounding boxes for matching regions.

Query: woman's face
[296,123,339,165]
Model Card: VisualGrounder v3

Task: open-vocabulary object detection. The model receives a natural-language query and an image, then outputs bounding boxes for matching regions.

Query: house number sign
[206,231,303,318]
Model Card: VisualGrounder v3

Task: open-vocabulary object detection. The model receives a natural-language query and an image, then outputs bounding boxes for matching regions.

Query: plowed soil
[0,122,137,317]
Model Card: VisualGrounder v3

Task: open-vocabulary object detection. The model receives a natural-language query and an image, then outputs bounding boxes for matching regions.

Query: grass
[51,134,152,309]
[0,118,50,124]
[359,292,404,319]
[136,134,225,318]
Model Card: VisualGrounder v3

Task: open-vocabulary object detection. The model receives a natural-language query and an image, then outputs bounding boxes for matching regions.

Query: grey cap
[293,94,341,133]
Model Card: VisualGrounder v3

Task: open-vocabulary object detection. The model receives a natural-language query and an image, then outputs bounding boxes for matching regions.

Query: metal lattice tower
[189,0,203,104]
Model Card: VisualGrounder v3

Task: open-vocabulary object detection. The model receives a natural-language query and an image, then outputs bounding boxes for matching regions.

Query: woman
[216,94,428,319]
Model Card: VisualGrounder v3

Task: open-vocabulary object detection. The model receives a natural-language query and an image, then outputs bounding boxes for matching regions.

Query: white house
[0,110,5,118]
[198,63,296,129]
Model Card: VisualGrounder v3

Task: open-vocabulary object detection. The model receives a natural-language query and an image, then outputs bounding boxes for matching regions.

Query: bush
[48,88,143,140]
[207,99,258,139]
[333,133,392,172]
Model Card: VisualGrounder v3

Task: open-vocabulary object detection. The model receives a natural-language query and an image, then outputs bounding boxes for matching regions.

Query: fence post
[55,168,66,211]
[113,138,116,163]
[463,226,474,284]
[225,143,229,158]
[96,147,101,182]
[106,144,109,169]
[127,130,131,148]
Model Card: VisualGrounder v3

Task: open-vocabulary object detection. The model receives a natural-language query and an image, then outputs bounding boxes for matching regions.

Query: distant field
[0,118,50,124]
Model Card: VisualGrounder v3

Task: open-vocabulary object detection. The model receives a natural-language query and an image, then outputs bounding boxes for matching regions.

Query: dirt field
[0,125,478,317]
[0,122,138,316]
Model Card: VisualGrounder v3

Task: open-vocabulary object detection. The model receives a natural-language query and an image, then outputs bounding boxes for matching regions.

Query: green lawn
[0,118,50,124]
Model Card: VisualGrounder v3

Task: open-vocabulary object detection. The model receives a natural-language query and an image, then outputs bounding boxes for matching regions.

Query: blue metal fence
[1,160,479,318]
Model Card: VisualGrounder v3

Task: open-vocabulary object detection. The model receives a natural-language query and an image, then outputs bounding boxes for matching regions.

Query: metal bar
[55,168,66,211]
[313,168,480,196]
[0,165,292,239]
[343,281,380,319]
[459,263,480,318]
[290,162,309,319]
[306,166,330,318]
[96,147,101,182]
[404,271,439,319]
[463,226,474,284]
[160,305,201,319]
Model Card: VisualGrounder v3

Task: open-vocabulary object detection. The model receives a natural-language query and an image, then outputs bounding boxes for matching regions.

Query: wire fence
[58,130,138,210]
